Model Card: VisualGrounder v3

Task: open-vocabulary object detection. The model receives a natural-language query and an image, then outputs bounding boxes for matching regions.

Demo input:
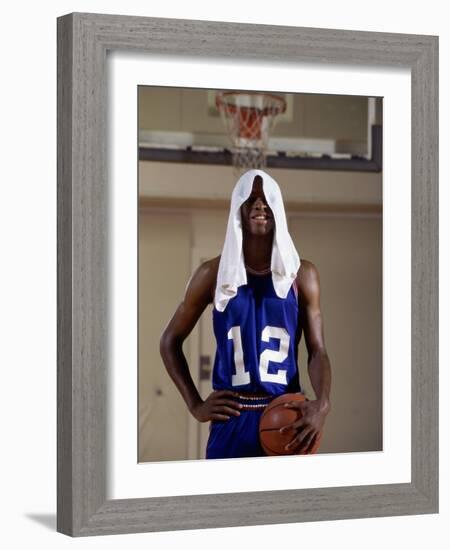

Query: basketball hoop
[216,91,286,174]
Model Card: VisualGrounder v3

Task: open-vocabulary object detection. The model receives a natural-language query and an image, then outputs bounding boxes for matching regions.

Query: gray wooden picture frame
[57,12,438,537]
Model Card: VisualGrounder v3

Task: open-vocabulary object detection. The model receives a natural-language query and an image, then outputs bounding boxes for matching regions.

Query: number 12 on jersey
[227,325,289,386]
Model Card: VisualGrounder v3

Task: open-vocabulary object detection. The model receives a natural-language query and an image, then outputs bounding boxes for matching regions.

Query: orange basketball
[259,393,322,456]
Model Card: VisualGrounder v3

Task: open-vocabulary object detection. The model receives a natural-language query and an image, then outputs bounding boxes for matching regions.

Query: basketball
[259,393,322,456]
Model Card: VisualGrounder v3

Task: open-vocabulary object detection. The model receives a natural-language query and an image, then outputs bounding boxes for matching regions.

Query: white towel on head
[214,169,301,312]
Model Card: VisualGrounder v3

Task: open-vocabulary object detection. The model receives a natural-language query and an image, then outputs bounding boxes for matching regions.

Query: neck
[242,232,273,272]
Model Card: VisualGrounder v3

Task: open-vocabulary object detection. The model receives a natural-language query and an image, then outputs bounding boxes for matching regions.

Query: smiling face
[240,176,275,237]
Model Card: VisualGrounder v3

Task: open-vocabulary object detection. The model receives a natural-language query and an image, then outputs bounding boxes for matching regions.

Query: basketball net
[216,91,286,175]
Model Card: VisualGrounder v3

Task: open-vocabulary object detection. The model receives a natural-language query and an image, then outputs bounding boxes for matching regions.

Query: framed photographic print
[57,13,438,536]
[137,86,382,466]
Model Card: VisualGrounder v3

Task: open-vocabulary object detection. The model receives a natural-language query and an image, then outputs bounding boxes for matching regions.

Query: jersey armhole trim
[292,277,299,301]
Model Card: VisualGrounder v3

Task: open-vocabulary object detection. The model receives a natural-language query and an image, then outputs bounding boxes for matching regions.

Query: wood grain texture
[57,12,439,536]
[410,35,439,506]
[57,14,73,535]
[74,12,433,66]
[58,12,109,535]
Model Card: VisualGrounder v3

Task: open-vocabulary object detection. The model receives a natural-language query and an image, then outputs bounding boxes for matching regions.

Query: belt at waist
[235,391,274,410]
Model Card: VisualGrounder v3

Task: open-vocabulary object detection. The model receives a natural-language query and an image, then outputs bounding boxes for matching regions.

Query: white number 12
[227,325,289,386]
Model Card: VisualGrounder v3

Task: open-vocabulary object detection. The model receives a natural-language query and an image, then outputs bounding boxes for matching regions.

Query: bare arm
[297,260,331,412]
[280,260,331,453]
[159,257,241,422]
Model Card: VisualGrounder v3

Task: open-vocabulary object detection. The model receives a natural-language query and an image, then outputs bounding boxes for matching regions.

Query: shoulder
[187,255,220,303]
[295,259,321,303]
[296,258,320,284]
[196,255,220,282]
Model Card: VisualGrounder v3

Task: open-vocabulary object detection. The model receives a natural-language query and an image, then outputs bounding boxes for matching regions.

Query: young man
[160,169,331,459]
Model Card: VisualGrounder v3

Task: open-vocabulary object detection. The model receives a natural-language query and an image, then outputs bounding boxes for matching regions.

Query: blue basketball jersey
[212,271,302,396]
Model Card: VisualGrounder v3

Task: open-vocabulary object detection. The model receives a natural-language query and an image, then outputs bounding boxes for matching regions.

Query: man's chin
[248,226,274,237]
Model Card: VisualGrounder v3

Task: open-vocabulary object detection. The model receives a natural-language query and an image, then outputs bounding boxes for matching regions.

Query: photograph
[138,87,383,462]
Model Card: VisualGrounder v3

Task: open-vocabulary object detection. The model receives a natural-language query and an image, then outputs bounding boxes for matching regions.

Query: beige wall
[139,162,382,207]
[289,215,382,453]
[139,211,192,461]
[139,87,370,142]
[138,163,382,461]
